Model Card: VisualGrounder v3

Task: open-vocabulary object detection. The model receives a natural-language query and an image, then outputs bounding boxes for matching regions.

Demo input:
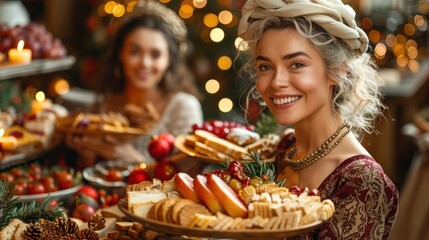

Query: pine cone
[40,232,61,240]
[58,233,79,240]
[24,222,44,240]
[87,214,105,231]
[76,229,99,240]
[56,217,79,235]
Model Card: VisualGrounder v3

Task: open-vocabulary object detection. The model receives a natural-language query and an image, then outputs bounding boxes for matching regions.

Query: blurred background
[1,0,429,195]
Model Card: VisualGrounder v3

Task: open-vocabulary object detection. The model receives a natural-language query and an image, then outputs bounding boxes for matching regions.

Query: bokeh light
[218,98,233,112]
[112,4,125,17]
[35,91,45,102]
[218,56,232,70]
[54,78,70,95]
[374,43,387,59]
[210,28,224,42]
[193,0,207,9]
[219,11,233,25]
[179,4,194,19]
[205,79,220,94]
[203,13,218,28]
[234,37,248,51]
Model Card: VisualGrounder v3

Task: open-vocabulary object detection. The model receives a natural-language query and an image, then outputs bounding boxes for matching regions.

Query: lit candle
[8,40,32,64]
[31,92,52,113]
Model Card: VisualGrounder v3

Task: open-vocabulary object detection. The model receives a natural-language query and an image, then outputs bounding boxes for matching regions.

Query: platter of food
[174,132,276,164]
[118,198,323,239]
[55,112,147,140]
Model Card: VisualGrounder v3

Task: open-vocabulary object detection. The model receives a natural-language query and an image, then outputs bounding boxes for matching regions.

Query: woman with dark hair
[66,0,203,166]
[237,0,398,238]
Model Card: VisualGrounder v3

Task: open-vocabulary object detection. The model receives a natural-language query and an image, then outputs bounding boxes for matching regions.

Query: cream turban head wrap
[238,0,368,54]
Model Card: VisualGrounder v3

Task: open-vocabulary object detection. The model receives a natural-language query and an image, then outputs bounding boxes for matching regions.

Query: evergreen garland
[0,181,66,231]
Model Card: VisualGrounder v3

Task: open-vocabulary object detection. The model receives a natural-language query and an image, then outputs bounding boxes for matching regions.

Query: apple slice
[206,174,247,218]
[173,172,199,203]
[194,175,224,214]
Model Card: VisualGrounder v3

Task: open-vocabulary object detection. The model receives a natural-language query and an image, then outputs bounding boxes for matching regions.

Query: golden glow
[54,78,70,95]
[179,4,194,19]
[105,1,116,14]
[193,0,207,8]
[35,91,45,102]
[368,30,381,43]
[374,43,387,59]
[407,46,418,59]
[219,98,233,113]
[205,79,220,94]
[405,39,417,49]
[414,15,426,26]
[210,28,225,42]
[218,56,232,70]
[234,37,248,51]
[126,1,137,12]
[385,34,397,48]
[203,13,218,28]
[404,23,416,36]
[418,2,429,14]
[112,4,125,17]
[361,17,373,29]
[393,44,405,57]
[139,162,147,169]
[396,35,407,45]
[397,55,409,67]
[408,60,420,73]
[0,129,4,137]
[219,11,233,25]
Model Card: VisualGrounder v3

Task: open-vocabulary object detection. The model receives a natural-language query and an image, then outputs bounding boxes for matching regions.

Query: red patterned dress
[288,155,399,239]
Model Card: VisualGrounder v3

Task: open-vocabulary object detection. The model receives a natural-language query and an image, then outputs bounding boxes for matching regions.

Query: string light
[210,28,224,42]
[218,98,233,113]
[205,79,220,94]
[217,56,232,70]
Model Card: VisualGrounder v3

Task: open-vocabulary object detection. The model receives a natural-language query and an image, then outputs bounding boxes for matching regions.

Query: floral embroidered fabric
[290,155,399,239]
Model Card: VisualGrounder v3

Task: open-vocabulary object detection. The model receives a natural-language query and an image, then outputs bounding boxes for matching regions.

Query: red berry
[289,185,301,195]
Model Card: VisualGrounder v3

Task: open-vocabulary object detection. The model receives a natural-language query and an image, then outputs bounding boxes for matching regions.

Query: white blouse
[132,92,203,163]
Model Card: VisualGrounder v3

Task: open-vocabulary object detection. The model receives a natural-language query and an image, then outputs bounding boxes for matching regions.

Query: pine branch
[0,181,20,230]
[12,197,65,224]
[255,112,278,137]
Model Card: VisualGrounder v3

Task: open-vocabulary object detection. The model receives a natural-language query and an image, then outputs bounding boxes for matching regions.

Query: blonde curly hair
[238,17,385,138]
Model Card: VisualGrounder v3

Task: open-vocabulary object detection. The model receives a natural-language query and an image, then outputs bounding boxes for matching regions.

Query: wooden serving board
[118,199,322,240]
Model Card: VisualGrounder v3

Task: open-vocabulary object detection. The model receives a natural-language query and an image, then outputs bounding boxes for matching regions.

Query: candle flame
[0,129,4,138]
[17,40,24,51]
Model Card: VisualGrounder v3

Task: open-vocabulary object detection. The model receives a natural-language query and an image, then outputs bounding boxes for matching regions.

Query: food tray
[17,185,82,202]
[55,125,146,141]
[174,134,274,164]
[118,199,323,239]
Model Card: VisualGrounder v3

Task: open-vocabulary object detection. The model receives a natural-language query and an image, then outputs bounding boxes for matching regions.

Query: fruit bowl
[83,161,136,197]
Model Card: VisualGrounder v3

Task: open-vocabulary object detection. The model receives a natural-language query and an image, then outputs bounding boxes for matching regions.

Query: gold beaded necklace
[283,121,352,171]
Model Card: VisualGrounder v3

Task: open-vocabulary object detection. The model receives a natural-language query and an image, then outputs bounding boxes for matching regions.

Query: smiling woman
[65,0,204,168]
[237,0,398,239]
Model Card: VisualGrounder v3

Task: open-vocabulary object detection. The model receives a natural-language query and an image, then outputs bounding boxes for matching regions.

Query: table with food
[0,105,336,240]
